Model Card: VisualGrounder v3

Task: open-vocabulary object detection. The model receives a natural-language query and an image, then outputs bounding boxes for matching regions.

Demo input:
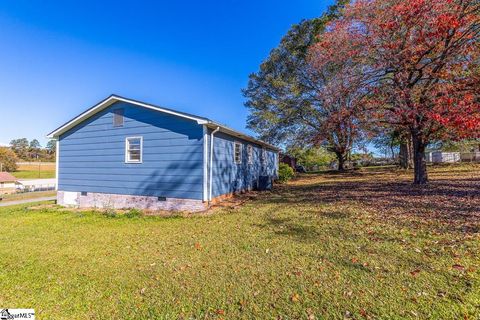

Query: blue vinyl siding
[58,101,204,200]
[209,131,278,198]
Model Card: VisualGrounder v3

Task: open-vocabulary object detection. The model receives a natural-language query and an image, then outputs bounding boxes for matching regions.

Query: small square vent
[81,192,88,196]
[157,196,166,201]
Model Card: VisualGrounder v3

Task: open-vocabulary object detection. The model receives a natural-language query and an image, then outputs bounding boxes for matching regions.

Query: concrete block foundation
[57,191,207,212]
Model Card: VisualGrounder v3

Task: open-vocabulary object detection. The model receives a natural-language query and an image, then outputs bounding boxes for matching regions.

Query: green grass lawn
[0,165,479,319]
[12,170,56,179]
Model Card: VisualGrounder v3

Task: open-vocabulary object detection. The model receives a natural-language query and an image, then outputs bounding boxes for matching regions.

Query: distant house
[460,152,480,162]
[280,153,297,170]
[47,95,279,212]
[428,151,461,163]
[0,172,18,194]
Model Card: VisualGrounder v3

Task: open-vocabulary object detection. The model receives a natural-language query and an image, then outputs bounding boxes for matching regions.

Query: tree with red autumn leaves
[306,57,367,170]
[309,0,480,184]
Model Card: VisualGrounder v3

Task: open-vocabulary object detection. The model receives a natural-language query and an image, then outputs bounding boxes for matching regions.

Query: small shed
[431,151,461,163]
[0,172,18,194]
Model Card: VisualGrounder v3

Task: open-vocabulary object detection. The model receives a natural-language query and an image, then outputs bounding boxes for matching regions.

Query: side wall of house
[208,130,278,198]
[0,182,17,194]
[58,101,205,202]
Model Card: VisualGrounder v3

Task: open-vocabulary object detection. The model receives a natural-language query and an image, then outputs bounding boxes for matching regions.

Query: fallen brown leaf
[290,293,300,302]
[410,269,421,277]
[452,264,465,271]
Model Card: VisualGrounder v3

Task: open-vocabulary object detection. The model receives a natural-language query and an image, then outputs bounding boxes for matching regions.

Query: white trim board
[202,125,208,202]
[55,139,59,191]
[125,136,143,164]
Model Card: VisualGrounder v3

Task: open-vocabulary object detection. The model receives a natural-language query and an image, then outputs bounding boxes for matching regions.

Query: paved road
[0,197,56,207]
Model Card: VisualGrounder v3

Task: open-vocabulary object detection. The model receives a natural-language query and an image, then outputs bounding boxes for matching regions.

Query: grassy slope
[11,170,56,179]
[0,165,479,319]
[12,163,56,179]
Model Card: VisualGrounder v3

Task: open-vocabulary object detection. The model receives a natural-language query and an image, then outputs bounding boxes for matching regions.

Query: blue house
[47,95,279,212]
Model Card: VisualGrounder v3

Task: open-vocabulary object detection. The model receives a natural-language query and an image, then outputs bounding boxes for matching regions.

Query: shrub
[102,208,117,218]
[278,163,295,183]
[125,209,143,218]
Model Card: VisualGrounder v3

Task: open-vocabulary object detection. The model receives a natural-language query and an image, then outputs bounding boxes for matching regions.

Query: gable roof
[0,172,17,183]
[47,95,279,151]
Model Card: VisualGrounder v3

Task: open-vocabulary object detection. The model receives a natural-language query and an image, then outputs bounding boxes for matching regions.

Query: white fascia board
[205,122,280,152]
[113,96,208,124]
[47,95,208,138]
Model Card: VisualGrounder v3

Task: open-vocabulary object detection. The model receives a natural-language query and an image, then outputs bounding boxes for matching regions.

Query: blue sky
[0,0,334,146]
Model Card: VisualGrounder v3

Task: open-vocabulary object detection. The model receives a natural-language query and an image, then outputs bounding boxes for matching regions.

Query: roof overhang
[205,122,280,151]
[47,95,209,138]
[47,94,280,152]
[0,173,17,183]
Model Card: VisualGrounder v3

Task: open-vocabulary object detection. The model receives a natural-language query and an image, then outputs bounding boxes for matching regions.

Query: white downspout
[55,138,60,191]
[209,127,220,202]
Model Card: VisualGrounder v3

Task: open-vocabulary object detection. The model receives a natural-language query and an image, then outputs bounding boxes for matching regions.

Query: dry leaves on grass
[267,166,480,234]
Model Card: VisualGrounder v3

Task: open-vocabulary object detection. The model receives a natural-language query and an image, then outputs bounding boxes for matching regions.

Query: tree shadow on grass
[253,215,322,243]
[257,170,480,235]
[253,209,356,244]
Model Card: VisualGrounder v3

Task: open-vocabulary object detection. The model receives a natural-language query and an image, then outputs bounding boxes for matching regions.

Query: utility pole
[37,154,41,178]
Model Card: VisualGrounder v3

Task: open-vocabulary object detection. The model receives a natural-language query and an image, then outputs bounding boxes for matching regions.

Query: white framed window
[113,108,124,127]
[234,141,242,164]
[247,145,253,164]
[125,136,143,163]
[261,147,267,164]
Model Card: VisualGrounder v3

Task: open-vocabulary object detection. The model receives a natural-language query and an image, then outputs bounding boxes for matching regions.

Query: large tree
[306,57,367,170]
[29,139,41,150]
[0,147,18,172]
[371,129,402,160]
[46,140,56,154]
[287,146,335,170]
[243,0,365,171]
[9,138,29,159]
[311,0,480,183]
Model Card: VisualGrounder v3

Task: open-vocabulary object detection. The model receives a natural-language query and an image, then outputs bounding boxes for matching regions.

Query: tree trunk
[399,134,415,169]
[336,152,346,171]
[411,132,428,185]
[399,143,409,169]
[399,141,413,169]
[407,137,414,168]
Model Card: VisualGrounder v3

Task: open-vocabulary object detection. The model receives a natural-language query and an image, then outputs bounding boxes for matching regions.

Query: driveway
[0,196,56,207]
